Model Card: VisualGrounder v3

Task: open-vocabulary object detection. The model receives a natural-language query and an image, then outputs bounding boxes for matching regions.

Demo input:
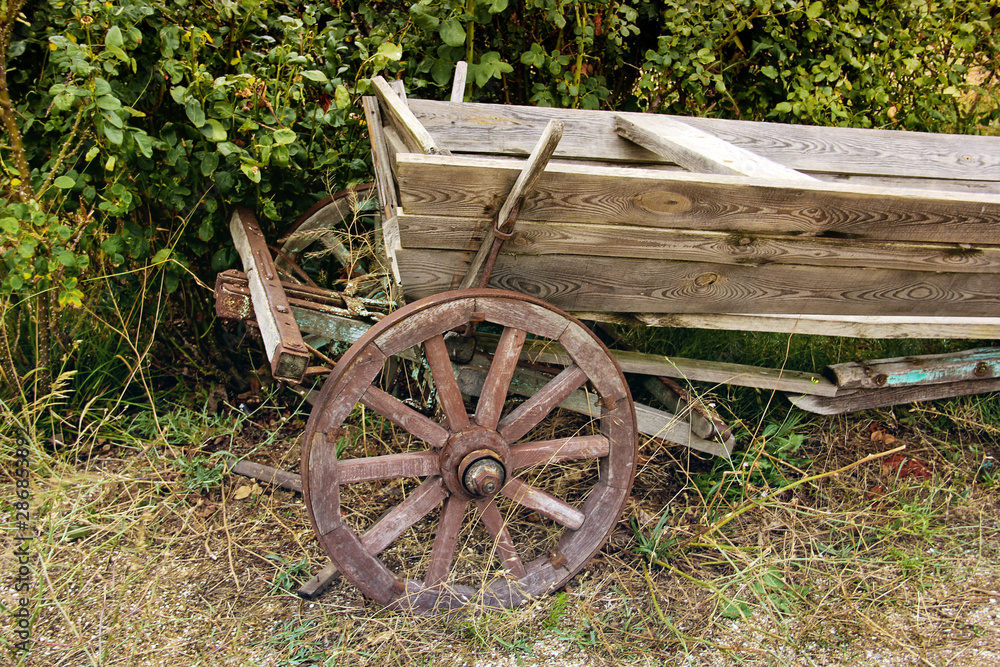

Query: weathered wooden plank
[826,347,1000,390]
[296,562,339,600]
[230,460,302,493]
[395,248,1000,318]
[407,99,1000,181]
[396,215,1000,275]
[472,330,836,396]
[592,311,1000,340]
[615,114,816,182]
[497,364,588,443]
[361,386,451,448]
[395,154,1000,245]
[509,436,611,469]
[230,208,310,382]
[424,495,466,587]
[474,499,526,577]
[787,376,1000,415]
[361,477,446,556]
[501,478,585,530]
[456,357,732,457]
[372,76,444,155]
[337,451,441,484]
[475,326,528,429]
[361,96,399,220]
[460,119,564,289]
[450,60,468,103]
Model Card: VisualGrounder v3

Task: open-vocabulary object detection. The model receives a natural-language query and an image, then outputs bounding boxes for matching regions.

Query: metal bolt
[975,362,990,377]
[874,374,888,387]
[463,457,505,497]
[276,305,289,313]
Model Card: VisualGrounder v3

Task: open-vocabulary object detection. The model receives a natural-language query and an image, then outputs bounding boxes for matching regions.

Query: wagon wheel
[276,183,380,288]
[301,289,637,612]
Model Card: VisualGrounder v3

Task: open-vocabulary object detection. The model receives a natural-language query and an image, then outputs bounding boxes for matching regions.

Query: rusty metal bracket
[229,208,310,383]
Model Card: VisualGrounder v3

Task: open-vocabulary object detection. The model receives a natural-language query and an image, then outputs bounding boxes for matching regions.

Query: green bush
[1,0,997,408]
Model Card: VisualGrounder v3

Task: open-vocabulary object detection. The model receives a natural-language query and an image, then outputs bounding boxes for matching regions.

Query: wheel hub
[439,427,510,499]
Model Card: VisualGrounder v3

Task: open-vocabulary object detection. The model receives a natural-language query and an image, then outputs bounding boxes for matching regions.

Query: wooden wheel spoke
[338,451,440,484]
[509,435,611,469]
[361,385,450,448]
[501,477,585,531]
[474,499,527,578]
[474,326,528,429]
[424,495,468,587]
[423,334,470,431]
[498,365,588,442]
[360,477,447,556]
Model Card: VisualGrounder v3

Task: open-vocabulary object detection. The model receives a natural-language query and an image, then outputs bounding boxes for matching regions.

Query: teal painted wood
[826,347,1000,390]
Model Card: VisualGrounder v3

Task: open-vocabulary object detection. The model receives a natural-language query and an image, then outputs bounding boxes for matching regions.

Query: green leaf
[151,248,171,264]
[85,145,100,161]
[806,1,823,19]
[97,95,121,110]
[103,124,124,145]
[200,152,220,176]
[775,101,793,113]
[0,217,18,234]
[200,119,227,142]
[169,86,187,105]
[301,69,329,83]
[54,175,76,189]
[377,42,402,61]
[56,250,76,267]
[105,25,124,50]
[240,163,261,183]
[273,128,296,145]
[334,84,350,109]
[94,78,112,96]
[133,130,153,158]
[198,219,214,242]
[761,65,779,79]
[185,98,206,127]
[488,0,508,13]
[410,5,440,30]
[440,18,466,47]
[105,156,116,171]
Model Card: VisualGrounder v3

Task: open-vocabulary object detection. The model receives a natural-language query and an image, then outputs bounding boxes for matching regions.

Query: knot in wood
[694,272,720,287]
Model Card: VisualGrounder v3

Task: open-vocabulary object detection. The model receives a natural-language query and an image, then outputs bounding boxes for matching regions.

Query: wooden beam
[371,76,444,155]
[229,459,302,493]
[581,311,1000,341]
[394,153,1000,245]
[406,99,1000,181]
[229,209,309,382]
[450,60,468,103]
[395,247,1000,318]
[361,95,399,220]
[396,215,1000,275]
[825,347,1000,390]
[459,119,564,289]
[615,114,816,182]
[787,376,1000,415]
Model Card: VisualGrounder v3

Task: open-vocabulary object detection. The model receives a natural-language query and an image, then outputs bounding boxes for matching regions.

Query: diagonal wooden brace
[459,119,564,290]
[229,207,310,383]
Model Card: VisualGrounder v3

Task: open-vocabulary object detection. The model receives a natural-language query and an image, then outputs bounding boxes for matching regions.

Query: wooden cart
[216,73,1000,612]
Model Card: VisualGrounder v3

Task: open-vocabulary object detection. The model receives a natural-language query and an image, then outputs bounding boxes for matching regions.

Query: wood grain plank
[372,76,443,155]
[787,376,1000,415]
[397,215,1000,275]
[474,326,528,429]
[337,451,441,484]
[361,386,451,448]
[498,364,588,443]
[509,436,611,469]
[361,477,447,556]
[500,478,585,530]
[615,114,816,182]
[395,154,1000,245]
[423,334,471,431]
[361,96,400,221]
[395,248,1000,318]
[825,346,1000,390]
[602,311,1000,340]
[472,330,835,396]
[425,495,467,587]
[407,99,1000,181]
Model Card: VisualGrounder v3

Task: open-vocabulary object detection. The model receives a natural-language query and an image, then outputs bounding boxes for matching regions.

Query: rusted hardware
[462,456,505,497]
[215,270,389,324]
[478,196,525,289]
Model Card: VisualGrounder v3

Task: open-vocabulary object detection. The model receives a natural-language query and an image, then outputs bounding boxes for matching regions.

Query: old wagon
[216,71,1000,612]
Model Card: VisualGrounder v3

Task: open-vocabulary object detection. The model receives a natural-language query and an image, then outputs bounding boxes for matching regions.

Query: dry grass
[3,385,999,666]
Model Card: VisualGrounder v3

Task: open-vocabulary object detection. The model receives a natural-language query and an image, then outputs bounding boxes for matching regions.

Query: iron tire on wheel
[301,289,637,612]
